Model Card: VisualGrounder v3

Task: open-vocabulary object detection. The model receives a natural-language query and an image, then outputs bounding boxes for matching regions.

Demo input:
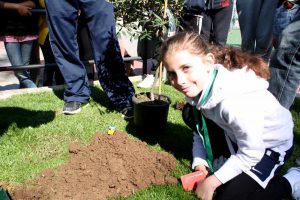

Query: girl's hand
[194,164,209,176]
[195,174,222,200]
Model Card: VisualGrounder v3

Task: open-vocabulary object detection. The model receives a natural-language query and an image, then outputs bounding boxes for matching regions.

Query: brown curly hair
[161,32,270,79]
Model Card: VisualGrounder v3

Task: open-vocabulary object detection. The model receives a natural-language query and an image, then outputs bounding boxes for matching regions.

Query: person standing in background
[272,0,299,49]
[181,0,233,46]
[0,0,38,88]
[268,2,300,168]
[236,0,278,61]
[44,0,135,117]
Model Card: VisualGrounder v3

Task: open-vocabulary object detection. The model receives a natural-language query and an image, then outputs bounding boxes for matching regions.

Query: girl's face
[165,50,214,98]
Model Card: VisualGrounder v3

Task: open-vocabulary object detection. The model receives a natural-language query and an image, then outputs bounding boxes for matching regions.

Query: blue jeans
[268,9,300,109]
[45,0,135,109]
[4,41,37,88]
[236,0,278,61]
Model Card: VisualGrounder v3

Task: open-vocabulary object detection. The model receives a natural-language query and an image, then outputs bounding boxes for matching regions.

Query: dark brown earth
[9,132,178,200]
[176,101,186,111]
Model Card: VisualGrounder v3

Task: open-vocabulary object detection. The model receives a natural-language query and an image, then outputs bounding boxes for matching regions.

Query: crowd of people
[0,0,135,118]
[0,0,300,199]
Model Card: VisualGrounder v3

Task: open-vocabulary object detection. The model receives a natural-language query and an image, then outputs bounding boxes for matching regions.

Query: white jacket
[187,64,293,188]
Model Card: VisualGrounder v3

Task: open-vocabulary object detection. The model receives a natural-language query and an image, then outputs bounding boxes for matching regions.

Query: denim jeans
[4,41,37,88]
[268,9,300,109]
[45,0,135,109]
[236,0,278,61]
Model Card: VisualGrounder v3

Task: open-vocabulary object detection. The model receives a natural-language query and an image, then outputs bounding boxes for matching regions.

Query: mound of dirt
[10,132,178,200]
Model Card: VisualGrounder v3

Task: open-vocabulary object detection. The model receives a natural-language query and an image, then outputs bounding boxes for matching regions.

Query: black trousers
[215,173,292,200]
[40,34,64,86]
[181,4,233,46]
[201,4,233,46]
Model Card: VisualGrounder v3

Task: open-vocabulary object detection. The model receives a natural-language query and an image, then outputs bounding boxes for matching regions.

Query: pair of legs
[4,40,37,88]
[201,4,233,46]
[268,9,300,109]
[236,0,278,61]
[180,4,233,46]
[45,0,135,110]
[215,172,292,200]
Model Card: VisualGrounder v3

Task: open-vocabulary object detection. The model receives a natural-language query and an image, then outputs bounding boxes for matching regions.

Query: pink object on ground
[180,171,206,191]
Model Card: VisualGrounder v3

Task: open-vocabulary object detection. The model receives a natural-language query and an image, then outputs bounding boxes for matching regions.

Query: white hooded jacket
[187,64,293,188]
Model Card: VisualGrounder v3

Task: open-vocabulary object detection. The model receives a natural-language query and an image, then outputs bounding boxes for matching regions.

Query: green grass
[227,29,241,47]
[0,83,196,199]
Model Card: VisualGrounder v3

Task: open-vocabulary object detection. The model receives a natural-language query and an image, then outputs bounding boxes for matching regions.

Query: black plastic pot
[132,92,171,135]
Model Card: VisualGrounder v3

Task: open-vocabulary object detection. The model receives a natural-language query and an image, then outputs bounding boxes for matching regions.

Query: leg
[236,0,262,54]
[21,41,38,87]
[215,173,291,200]
[216,146,293,200]
[211,4,233,46]
[45,0,90,103]
[182,103,231,159]
[4,41,37,88]
[77,15,95,80]
[180,14,201,33]
[41,35,55,86]
[255,0,278,61]
[268,10,300,109]
[81,0,135,110]
[41,34,64,86]
[201,10,213,43]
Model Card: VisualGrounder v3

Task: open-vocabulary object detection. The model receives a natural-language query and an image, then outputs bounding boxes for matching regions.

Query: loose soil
[133,92,170,105]
[9,132,178,200]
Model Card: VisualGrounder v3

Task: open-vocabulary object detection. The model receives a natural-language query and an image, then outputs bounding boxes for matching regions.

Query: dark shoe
[121,107,133,119]
[63,102,88,115]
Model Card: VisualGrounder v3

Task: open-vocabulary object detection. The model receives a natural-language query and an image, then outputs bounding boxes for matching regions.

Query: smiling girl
[161,32,299,200]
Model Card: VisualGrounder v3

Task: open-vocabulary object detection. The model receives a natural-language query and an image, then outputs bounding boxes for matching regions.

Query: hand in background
[18,1,35,16]
[0,0,35,16]
[16,4,32,16]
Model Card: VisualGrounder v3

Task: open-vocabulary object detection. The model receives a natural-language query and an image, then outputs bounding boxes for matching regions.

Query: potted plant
[131,65,171,135]
[111,0,184,135]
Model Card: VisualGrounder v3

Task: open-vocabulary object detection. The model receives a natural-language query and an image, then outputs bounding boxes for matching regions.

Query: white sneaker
[284,167,300,200]
[137,74,157,88]
[294,180,300,200]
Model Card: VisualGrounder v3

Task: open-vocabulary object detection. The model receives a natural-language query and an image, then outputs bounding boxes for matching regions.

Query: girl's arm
[0,1,35,16]
[192,132,209,175]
